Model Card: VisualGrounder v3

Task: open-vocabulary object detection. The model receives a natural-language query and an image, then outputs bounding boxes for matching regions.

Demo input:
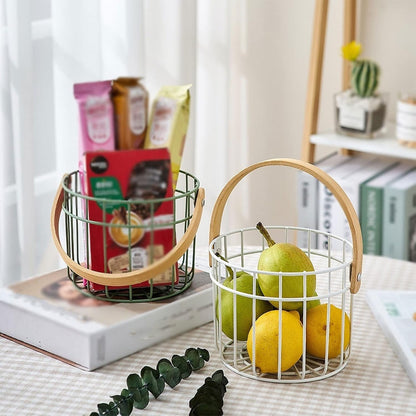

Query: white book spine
[317,182,343,250]
[297,170,318,249]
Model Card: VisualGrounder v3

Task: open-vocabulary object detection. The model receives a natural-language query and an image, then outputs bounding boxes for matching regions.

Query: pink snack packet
[74,80,116,193]
[74,80,116,280]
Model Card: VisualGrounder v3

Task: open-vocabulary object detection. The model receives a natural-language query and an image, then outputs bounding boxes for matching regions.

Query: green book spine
[382,187,406,259]
[361,186,383,255]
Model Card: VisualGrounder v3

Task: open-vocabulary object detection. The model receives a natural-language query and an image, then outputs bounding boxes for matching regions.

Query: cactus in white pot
[335,41,387,138]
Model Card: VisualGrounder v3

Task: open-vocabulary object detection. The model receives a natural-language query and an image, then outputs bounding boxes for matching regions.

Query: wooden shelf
[311,123,416,161]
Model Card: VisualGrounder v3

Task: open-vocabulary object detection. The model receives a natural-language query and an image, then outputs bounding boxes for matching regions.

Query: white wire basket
[208,158,363,383]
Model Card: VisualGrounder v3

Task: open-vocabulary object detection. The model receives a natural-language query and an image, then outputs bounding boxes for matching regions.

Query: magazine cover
[366,290,416,387]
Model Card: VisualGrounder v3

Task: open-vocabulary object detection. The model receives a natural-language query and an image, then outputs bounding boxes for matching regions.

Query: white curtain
[0,0,147,285]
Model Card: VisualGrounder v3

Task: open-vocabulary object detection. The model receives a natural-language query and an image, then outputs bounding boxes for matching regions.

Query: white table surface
[1,253,416,416]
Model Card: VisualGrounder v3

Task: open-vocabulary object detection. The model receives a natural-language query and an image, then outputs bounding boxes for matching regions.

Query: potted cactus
[335,41,387,138]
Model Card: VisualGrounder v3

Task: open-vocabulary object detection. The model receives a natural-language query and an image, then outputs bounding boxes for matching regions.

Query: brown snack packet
[112,77,149,150]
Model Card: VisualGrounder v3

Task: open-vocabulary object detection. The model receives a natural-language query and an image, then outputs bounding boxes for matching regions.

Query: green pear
[256,222,316,310]
[215,255,273,341]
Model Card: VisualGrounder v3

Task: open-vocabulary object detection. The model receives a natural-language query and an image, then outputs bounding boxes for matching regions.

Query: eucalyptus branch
[89,347,210,416]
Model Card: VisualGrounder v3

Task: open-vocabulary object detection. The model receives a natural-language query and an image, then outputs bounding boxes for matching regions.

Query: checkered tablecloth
[1,254,416,416]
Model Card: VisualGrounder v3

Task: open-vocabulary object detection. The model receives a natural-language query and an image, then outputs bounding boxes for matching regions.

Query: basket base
[219,341,350,383]
[67,262,195,303]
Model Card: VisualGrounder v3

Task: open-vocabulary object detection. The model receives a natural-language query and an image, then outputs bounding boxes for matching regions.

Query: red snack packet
[84,148,177,291]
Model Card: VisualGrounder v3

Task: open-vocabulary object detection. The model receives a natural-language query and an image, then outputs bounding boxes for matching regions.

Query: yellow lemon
[306,303,350,359]
[246,310,303,373]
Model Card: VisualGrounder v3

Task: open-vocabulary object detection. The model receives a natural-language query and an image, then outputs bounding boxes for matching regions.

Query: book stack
[0,268,213,371]
[297,153,416,260]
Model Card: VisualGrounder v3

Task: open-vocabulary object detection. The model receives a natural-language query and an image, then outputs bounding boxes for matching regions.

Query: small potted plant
[335,41,387,138]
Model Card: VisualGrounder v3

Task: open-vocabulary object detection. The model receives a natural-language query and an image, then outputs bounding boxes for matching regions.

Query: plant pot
[334,89,387,139]
[396,93,416,148]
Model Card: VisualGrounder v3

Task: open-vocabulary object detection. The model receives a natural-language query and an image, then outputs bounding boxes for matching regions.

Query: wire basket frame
[208,158,363,383]
[210,226,353,383]
[51,170,205,303]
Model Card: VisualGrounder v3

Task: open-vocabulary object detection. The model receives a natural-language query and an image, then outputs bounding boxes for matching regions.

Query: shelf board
[310,124,416,161]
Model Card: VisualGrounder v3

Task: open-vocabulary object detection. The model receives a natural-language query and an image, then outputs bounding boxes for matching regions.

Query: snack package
[84,148,177,291]
[112,77,149,150]
[144,84,191,190]
[74,80,116,193]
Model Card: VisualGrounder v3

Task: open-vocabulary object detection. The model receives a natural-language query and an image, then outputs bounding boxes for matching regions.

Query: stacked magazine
[366,290,416,387]
[0,268,213,371]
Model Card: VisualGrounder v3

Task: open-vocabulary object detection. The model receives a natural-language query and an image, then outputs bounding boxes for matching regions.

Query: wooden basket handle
[209,158,363,294]
[51,176,205,287]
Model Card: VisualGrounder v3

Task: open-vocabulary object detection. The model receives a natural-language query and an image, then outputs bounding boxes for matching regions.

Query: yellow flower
[342,41,361,61]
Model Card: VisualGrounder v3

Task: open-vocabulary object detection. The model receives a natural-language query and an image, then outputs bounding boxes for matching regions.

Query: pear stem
[256,222,276,247]
[215,251,234,278]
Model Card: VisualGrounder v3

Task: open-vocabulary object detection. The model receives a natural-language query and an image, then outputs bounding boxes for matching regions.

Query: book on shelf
[316,154,377,250]
[296,152,352,249]
[0,268,212,371]
[360,161,415,255]
[366,290,416,387]
[340,157,397,241]
[382,169,416,261]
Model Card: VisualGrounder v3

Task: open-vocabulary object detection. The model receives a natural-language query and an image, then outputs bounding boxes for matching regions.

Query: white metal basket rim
[209,226,353,277]
[210,225,354,244]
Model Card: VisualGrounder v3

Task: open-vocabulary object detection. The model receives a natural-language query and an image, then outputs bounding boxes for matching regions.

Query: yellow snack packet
[144,84,191,190]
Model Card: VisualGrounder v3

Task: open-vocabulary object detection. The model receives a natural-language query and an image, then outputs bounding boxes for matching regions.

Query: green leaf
[130,388,144,403]
[185,348,205,371]
[105,402,119,416]
[211,370,228,385]
[199,381,224,401]
[110,395,123,403]
[157,358,182,388]
[111,393,133,416]
[118,401,133,416]
[97,403,111,416]
[171,354,192,379]
[189,389,223,409]
[126,373,143,390]
[208,373,228,396]
[197,348,210,362]
[126,374,147,405]
[190,402,224,416]
[132,387,149,409]
[121,389,130,397]
[141,366,165,398]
